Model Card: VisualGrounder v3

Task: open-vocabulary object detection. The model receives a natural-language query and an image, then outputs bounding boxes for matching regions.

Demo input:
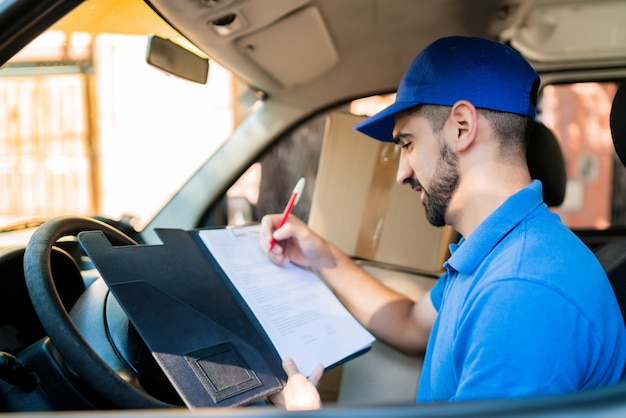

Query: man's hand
[260,214,334,271]
[269,357,324,410]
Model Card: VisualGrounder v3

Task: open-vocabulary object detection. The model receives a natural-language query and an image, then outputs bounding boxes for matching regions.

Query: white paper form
[199,224,375,377]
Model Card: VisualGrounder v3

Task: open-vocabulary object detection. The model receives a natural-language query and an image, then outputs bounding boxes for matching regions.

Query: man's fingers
[282,357,300,377]
[282,358,324,386]
[308,364,324,386]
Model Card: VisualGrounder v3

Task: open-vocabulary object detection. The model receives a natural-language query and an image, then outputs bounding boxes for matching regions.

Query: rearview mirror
[145,35,209,84]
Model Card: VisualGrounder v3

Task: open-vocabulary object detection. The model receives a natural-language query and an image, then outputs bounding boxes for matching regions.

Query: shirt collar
[444,180,545,275]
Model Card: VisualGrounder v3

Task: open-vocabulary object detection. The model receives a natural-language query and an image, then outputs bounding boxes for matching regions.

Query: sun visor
[235,6,339,87]
[503,0,626,63]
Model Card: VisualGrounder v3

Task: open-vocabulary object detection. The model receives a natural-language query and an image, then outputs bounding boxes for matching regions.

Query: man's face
[393,113,460,227]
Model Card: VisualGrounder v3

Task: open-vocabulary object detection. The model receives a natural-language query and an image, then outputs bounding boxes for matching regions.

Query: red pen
[267,177,305,252]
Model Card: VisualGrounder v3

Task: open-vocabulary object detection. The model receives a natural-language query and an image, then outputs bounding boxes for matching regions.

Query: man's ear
[449,100,478,152]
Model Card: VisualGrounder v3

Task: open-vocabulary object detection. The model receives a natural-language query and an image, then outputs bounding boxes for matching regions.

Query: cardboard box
[308,111,455,274]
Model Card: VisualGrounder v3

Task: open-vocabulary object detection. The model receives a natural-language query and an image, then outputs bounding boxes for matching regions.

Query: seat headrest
[526,121,567,207]
[611,81,626,168]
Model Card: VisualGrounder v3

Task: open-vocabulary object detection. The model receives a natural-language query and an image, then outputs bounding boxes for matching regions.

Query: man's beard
[410,140,460,227]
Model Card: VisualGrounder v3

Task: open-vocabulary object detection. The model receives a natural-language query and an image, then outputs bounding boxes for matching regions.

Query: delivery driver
[259,36,626,410]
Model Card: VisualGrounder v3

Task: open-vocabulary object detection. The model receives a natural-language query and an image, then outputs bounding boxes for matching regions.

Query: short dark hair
[410,104,533,152]
[478,108,534,149]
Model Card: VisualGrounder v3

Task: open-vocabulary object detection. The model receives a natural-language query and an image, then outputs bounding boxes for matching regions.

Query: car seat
[527,121,567,207]
[593,80,626,322]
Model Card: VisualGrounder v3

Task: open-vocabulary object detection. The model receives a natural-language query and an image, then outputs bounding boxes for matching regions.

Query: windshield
[0,0,237,231]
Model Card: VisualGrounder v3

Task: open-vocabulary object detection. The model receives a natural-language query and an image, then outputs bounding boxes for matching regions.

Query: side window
[539,81,625,231]
[250,111,327,223]
[206,110,329,227]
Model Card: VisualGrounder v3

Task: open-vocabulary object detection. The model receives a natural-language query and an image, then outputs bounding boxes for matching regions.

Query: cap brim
[354,101,421,142]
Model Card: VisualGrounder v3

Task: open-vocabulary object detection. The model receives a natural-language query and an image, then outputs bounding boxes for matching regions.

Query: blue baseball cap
[354,36,540,142]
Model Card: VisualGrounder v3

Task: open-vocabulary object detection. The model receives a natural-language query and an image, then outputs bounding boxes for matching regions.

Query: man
[260,36,626,410]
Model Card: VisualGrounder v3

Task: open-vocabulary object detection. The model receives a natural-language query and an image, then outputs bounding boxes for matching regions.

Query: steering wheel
[23,216,172,409]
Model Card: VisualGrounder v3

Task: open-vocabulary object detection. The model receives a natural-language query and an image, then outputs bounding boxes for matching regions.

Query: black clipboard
[78,228,285,408]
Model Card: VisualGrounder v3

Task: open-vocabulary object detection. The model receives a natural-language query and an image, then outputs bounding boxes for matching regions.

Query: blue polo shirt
[417,180,626,402]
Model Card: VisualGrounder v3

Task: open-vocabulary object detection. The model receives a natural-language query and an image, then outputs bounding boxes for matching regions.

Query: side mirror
[145,35,209,84]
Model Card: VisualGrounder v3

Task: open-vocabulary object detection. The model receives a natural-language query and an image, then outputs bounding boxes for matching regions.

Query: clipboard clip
[227,223,261,237]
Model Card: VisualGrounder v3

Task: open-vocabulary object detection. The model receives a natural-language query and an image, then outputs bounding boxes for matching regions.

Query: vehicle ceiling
[145,0,626,113]
[146,0,522,111]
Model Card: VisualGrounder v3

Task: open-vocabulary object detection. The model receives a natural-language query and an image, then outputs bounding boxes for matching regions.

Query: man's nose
[396,153,412,185]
